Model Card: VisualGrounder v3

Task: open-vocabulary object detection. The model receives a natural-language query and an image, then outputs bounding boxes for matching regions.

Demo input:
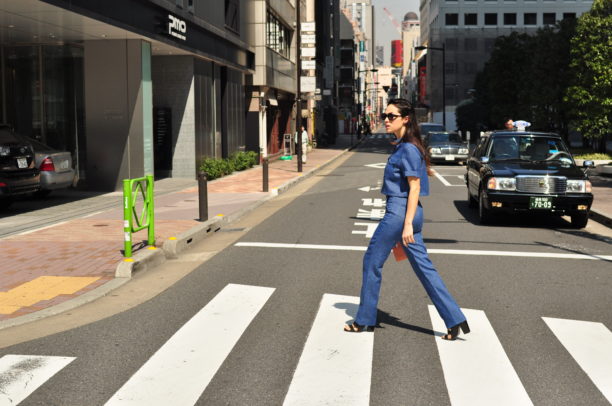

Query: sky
[373,0,420,65]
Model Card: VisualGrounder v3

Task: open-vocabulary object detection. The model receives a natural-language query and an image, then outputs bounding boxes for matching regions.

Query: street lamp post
[415,44,445,128]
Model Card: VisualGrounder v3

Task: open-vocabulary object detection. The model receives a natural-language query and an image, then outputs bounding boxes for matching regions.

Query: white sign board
[301,34,316,45]
[301,60,316,70]
[322,89,332,96]
[300,76,316,93]
[301,47,316,57]
[301,22,316,32]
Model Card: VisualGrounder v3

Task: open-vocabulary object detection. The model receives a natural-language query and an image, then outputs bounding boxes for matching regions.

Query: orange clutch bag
[392,242,407,261]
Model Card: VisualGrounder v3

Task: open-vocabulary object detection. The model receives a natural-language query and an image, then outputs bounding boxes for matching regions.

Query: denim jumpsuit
[354,142,466,328]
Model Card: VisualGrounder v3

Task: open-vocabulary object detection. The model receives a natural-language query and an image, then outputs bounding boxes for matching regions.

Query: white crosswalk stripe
[0,355,75,405]
[543,317,612,403]
[104,284,275,406]
[283,294,373,406]
[3,286,611,405]
[428,306,533,406]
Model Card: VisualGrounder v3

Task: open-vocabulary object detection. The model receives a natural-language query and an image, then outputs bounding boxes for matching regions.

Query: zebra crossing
[0,283,610,405]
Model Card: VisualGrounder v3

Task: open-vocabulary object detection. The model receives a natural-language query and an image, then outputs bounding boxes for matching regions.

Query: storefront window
[3,45,85,175]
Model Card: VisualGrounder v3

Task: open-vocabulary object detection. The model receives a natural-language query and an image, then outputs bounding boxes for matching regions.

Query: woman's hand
[402,224,415,246]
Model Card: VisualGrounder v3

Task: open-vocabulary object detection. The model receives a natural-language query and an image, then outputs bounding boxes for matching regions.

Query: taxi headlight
[458,147,469,154]
[566,179,590,193]
[0,146,10,156]
[430,147,441,154]
[487,177,516,191]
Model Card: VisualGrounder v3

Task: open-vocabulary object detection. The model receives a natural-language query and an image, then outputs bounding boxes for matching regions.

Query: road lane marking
[283,294,373,406]
[0,276,101,314]
[0,355,75,404]
[543,317,612,403]
[234,242,612,262]
[432,170,452,186]
[428,307,533,406]
[352,222,379,238]
[105,284,275,406]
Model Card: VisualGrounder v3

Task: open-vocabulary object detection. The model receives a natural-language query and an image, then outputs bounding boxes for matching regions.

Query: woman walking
[344,98,469,341]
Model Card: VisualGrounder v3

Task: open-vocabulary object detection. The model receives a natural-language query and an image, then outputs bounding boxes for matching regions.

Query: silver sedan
[26,137,75,195]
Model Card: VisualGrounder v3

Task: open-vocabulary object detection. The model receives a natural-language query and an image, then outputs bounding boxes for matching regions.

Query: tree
[565,0,612,152]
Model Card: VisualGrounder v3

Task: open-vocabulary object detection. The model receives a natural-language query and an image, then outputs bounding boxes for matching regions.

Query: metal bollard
[198,170,208,222]
[262,157,269,192]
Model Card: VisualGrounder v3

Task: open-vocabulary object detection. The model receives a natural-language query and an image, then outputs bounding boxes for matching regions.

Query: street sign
[300,76,316,93]
[301,47,316,57]
[302,60,316,70]
[301,34,316,44]
[301,22,316,32]
[322,89,332,96]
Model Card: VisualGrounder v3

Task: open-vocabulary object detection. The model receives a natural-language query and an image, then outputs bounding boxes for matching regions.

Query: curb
[112,142,359,278]
[0,142,359,331]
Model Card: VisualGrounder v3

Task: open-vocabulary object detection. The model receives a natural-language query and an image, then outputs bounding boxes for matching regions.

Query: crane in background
[383,7,402,34]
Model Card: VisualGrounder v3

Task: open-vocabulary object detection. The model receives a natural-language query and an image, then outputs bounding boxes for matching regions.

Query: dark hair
[387,98,431,174]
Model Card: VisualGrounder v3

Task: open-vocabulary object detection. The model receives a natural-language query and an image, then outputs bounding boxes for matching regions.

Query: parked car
[418,122,445,140]
[25,137,75,196]
[465,130,594,228]
[0,126,40,209]
[425,131,469,164]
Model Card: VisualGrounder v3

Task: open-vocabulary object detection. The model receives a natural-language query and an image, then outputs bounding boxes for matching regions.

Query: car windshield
[429,132,462,143]
[489,135,572,162]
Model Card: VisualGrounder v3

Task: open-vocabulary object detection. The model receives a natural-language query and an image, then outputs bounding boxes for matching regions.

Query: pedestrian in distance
[295,125,308,164]
[343,98,470,341]
[503,118,514,130]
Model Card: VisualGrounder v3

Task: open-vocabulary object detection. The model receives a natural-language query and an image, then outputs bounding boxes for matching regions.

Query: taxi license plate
[529,196,552,209]
[445,155,454,161]
[59,160,70,170]
[16,157,27,168]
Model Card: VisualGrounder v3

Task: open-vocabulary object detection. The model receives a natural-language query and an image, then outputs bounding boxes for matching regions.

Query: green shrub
[200,151,258,180]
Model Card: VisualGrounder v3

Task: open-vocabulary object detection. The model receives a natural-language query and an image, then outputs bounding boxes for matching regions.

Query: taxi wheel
[467,188,477,208]
[478,189,491,224]
[570,212,589,229]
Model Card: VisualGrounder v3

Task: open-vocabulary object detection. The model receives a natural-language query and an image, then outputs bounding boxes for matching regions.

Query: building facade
[418,0,593,129]
[0,0,254,190]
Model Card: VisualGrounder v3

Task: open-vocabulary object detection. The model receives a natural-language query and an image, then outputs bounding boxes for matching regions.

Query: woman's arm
[402,176,421,246]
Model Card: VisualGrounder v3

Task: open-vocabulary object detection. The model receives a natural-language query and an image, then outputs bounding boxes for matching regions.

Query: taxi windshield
[429,132,462,143]
[489,135,572,162]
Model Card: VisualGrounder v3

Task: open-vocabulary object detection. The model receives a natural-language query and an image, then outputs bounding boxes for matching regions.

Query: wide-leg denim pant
[355,196,466,328]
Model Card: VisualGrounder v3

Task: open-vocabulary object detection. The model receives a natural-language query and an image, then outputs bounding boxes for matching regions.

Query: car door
[467,137,488,196]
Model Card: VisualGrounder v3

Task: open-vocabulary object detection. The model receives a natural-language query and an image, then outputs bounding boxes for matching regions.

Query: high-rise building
[418,0,593,129]
[401,12,421,101]
[375,45,385,67]
[341,0,375,68]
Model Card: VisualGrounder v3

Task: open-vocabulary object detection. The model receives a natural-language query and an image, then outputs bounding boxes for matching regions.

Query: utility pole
[296,1,303,173]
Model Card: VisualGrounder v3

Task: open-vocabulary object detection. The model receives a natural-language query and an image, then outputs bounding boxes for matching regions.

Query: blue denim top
[381,142,430,197]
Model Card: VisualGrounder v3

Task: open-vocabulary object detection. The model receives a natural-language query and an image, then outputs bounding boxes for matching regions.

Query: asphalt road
[1,134,611,406]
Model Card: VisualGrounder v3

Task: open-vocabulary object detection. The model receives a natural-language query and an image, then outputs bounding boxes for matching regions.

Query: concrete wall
[84,39,152,190]
[152,55,196,178]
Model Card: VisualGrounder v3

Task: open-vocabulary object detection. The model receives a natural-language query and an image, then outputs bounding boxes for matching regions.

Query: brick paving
[0,139,354,321]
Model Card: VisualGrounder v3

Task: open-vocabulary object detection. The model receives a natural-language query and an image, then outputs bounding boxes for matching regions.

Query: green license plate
[529,196,553,209]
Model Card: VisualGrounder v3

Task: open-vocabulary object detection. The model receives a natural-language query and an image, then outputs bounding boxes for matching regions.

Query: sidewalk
[0,134,359,328]
[0,133,611,328]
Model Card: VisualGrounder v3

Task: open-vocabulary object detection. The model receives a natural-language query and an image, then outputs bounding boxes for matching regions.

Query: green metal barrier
[123,175,155,257]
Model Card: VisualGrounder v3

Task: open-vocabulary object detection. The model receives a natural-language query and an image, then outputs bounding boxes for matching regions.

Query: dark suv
[465,131,594,228]
[0,126,40,209]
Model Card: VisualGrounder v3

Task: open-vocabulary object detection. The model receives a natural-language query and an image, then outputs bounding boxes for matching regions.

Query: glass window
[504,13,517,25]
[446,13,459,26]
[485,13,498,25]
[225,0,239,33]
[445,63,457,74]
[543,13,556,24]
[485,38,496,51]
[524,13,537,25]
[266,11,292,58]
[464,13,478,25]
[464,62,477,73]
[563,13,576,19]
[445,38,458,50]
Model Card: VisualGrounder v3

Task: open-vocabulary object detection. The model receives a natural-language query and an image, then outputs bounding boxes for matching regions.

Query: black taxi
[465,130,594,228]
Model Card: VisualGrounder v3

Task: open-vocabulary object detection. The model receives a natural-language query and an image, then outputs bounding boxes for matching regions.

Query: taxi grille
[439,147,460,154]
[516,176,566,194]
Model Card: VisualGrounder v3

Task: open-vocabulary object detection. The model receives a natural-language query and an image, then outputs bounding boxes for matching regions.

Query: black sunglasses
[380,113,402,121]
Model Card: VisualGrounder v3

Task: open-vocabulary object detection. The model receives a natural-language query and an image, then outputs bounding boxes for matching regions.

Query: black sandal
[344,322,374,333]
[441,321,470,340]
